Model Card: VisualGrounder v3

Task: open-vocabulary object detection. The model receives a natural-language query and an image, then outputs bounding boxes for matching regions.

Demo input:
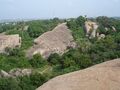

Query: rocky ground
[37,59,120,90]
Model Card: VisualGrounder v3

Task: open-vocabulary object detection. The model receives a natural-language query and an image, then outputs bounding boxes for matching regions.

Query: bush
[0,73,48,90]
[30,73,47,87]
[29,54,47,68]
[18,73,48,90]
[0,54,31,71]
[77,54,92,68]
[0,78,21,90]
[60,57,76,68]
[48,53,61,65]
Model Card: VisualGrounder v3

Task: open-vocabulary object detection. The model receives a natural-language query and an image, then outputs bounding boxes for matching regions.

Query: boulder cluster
[0,68,32,78]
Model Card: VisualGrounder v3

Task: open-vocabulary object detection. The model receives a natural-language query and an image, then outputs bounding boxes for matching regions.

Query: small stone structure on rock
[0,34,21,53]
[27,23,76,58]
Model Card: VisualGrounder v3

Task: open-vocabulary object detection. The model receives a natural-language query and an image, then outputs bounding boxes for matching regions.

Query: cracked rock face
[37,59,120,90]
[27,23,76,58]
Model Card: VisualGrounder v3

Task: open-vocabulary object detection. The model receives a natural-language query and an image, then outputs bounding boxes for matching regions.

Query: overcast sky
[0,0,120,20]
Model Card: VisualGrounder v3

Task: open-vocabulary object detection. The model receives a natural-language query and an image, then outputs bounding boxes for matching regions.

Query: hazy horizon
[0,0,120,20]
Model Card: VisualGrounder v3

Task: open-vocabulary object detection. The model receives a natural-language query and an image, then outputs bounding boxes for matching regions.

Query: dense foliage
[27,19,62,38]
[0,73,47,90]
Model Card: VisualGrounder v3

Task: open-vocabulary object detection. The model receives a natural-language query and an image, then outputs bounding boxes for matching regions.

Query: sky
[0,0,120,20]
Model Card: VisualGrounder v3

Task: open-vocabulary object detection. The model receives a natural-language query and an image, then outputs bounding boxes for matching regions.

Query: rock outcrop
[84,21,99,38]
[23,25,29,31]
[27,23,76,58]
[0,70,11,78]
[37,59,120,90]
[0,34,21,53]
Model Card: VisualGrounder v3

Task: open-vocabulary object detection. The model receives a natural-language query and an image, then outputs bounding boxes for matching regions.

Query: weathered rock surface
[0,70,11,78]
[37,59,120,90]
[9,68,32,77]
[98,34,106,40]
[0,68,32,78]
[0,34,21,53]
[27,23,76,58]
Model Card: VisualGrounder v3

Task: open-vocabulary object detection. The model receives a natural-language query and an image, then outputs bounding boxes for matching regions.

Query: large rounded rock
[37,59,120,90]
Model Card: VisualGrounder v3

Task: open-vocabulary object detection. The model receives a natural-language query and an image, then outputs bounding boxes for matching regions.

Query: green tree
[30,73,47,87]
[76,16,86,27]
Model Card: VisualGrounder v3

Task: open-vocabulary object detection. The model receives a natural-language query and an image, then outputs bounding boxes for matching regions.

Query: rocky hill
[27,23,76,58]
[37,59,120,90]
